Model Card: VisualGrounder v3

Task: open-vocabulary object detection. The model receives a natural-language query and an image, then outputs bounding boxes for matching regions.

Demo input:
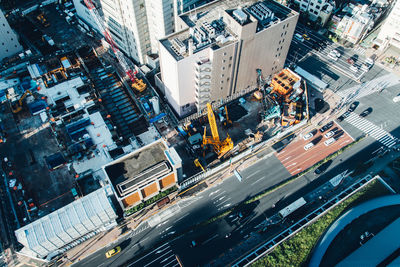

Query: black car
[314,160,332,175]
[360,107,373,117]
[337,111,351,122]
[348,101,359,112]
[319,121,334,133]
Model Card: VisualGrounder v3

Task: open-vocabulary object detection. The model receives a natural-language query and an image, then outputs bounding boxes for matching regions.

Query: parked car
[324,130,336,138]
[304,142,314,150]
[303,129,317,140]
[319,121,333,133]
[105,246,121,258]
[360,107,372,117]
[324,137,336,146]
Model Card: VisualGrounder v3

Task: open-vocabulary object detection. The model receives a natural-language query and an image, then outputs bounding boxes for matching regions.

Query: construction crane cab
[202,103,234,158]
[10,90,33,113]
[132,79,147,93]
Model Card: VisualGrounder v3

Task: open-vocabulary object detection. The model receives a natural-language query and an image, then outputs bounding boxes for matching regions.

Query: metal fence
[232,174,377,267]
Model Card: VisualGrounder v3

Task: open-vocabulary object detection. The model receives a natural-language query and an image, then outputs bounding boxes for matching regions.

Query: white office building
[376,0,400,49]
[72,0,102,33]
[158,0,299,117]
[0,9,23,61]
[89,0,175,64]
[294,0,334,25]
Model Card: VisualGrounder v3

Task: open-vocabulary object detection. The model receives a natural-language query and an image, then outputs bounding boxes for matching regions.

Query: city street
[69,23,400,267]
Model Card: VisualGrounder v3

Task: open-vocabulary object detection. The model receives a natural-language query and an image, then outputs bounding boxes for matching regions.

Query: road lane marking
[246,170,261,179]
[143,249,173,267]
[203,234,219,245]
[216,198,231,207]
[211,191,225,200]
[128,243,170,266]
[160,254,175,264]
[251,177,264,185]
[209,189,220,197]
[175,213,189,222]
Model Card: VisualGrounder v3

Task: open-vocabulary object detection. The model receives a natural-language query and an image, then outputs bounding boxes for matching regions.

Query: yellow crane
[202,103,234,158]
[10,90,33,113]
[223,105,233,127]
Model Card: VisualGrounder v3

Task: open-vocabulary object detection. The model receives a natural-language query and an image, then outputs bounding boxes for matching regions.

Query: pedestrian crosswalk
[336,73,400,100]
[354,46,366,55]
[344,113,398,148]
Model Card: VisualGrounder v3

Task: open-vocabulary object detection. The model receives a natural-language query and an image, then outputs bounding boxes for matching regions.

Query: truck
[278,197,307,219]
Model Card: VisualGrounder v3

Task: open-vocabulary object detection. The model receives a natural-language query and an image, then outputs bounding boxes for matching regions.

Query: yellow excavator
[11,90,32,113]
[202,103,234,158]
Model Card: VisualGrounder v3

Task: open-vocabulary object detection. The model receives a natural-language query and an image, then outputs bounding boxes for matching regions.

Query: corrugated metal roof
[15,187,117,258]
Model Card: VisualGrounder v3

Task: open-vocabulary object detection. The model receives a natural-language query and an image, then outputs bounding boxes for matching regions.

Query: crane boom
[207,103,219,142]
[83,0,137,83]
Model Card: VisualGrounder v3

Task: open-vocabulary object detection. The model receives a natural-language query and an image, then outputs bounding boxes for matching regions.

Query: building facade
[376,0,400,49]
[103,139,181,211]
[0,9,23,61]
[294,0,334,25]
[94,0,175,64]
[158,0,299,117]
[15,187,117,259]
[72,0,102,34]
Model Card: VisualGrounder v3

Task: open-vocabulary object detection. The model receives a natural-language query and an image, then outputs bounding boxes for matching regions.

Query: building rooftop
[104,140,173,197]
[15,186,117,259]
[161,0,296,60]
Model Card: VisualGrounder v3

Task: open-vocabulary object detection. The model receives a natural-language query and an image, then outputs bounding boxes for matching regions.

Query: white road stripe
[344,114,398,148]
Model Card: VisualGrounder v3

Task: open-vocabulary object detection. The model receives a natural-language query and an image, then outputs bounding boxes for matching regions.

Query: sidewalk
[60,87,344,265]
[61,191,179,265]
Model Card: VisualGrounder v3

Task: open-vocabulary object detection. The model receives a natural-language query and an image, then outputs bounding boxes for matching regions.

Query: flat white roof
[42,77,88,107]
[15,186,117,259]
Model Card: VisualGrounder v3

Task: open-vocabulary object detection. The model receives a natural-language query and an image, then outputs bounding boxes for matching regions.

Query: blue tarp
[28,100,47,115]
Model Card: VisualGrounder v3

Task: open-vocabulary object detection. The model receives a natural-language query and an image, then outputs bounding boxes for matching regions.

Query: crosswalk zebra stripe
[343,113,398,148]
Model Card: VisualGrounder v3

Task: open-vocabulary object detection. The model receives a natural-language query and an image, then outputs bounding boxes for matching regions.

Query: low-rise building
[294,0,334,26]
[103,139,182,211]
[15,186,118,259]
[329,3,383,44]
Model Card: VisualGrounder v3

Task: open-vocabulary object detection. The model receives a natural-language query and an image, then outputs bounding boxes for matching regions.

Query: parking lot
[275,122,354,175]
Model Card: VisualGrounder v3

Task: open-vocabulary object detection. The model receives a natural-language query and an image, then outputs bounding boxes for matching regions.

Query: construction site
[0,0,309,263]
[178,68,309,171]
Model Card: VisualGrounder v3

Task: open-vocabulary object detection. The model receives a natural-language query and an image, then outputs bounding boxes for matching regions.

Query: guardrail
[178,119,308,190]
[233,174,377,267]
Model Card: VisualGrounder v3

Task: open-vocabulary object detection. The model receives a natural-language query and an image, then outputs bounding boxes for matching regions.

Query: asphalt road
[75,131,392,267]
[73,24,400,267]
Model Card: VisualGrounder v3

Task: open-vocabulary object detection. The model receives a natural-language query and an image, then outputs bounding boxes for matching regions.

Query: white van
[294,33,304,42]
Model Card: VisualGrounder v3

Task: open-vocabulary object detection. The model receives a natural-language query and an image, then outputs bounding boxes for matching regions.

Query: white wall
[377,0,400,48]
[72,0,101,33]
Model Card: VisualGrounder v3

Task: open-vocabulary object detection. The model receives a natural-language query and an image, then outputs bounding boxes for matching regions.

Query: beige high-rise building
[158,0,299,117]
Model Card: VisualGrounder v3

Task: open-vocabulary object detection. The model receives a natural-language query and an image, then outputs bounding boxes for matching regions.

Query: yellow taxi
[105,246,121,258]
[302,34,310,40]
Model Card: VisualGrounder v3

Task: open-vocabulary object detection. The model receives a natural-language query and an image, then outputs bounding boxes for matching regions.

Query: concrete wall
[235,14,298,93]
[0,9,23,61]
